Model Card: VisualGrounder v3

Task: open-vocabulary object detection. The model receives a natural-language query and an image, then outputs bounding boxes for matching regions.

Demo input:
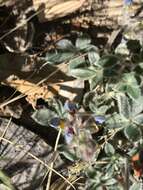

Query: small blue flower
[94,115,105,124]
[64,101,77,113]
[124,0,133,6]
[49,117,60,128]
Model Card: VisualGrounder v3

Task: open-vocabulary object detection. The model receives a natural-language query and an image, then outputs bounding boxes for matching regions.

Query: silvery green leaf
[126,85,141,100]
[104,178,117,186]
[117,94,143,120]
[106,113,128,128]
[69,56,86,70]
[130,182,142,190]
[69,67,96,80]
[130,96,143,117]
[104,143,115,156]
[124,125,141,142]
[88,51,100,66]
[116,94,131,119]
[98,55,119,67]
[89,68,103,90]
[76,34,91,50]
[115,72,141,100]
[45,51,75,64]
[58,145,77,162]
[31,108,56,126]
[134,114,143,125]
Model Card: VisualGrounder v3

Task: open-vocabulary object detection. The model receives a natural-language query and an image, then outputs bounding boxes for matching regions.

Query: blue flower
[124,0,133,6]
[49,117,60,128]
[64,101,77,113]
[94,115,105,124]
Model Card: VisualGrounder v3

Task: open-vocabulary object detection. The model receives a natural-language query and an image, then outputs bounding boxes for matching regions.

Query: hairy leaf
[88,51,100,66]
[98,55,119,67]
[76,34,91,50]
[130,182,142,190]
[124,125,141,142]
[69,67,96,80]
[31,108,56,126]
[104,143,115,156]
[115,72,141,99]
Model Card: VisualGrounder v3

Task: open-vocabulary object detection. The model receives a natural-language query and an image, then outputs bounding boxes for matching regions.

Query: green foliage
[124,125,141,142]
[69,67,97,80]
[104,143,115,156]
[75,34,91,50]
[58,145,78,162]
[115,72,141,99]
[39,34,143,189]
[130,182,142,190]
[31,99,66,126]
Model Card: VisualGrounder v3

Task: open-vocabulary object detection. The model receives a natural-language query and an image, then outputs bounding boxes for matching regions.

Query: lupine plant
[32,34,143,189]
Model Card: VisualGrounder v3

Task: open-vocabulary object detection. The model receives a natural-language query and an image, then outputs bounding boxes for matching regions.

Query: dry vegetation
[0,0,143,190]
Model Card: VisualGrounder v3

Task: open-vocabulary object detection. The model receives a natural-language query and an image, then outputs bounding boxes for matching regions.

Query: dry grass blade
[50,175,80,190]
[0,117,12,141]
[46,128,62,190]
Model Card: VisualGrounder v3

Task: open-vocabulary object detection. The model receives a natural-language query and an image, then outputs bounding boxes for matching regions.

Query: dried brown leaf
[4,77,60,108]
[32,0,86,22]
